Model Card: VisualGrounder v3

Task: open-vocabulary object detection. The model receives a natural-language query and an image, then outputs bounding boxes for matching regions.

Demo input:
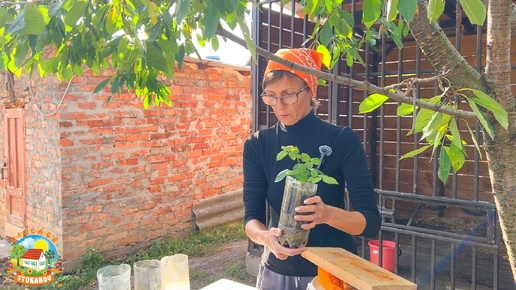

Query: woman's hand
[294,196,330,230]
[264,228,307,260]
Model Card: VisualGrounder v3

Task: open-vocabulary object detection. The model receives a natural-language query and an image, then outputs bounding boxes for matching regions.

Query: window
[40,261,45,266]
[32,261,36,266]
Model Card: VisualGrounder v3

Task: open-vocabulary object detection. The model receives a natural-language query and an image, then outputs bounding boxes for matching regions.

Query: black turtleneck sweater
[243,112,381,277]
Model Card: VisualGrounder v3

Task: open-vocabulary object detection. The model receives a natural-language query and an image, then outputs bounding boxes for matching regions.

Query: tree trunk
[484,0,516,282]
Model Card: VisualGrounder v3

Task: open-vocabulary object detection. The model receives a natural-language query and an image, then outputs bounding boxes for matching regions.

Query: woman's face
[263,75,312,126]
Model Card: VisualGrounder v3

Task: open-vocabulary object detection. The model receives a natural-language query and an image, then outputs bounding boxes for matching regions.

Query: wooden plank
[302,247,417,290]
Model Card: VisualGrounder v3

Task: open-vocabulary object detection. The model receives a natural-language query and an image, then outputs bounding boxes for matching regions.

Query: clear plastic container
[278,176,318,248]
[160,254,190,290]
[97,264,131,290]
[134,260,161,290]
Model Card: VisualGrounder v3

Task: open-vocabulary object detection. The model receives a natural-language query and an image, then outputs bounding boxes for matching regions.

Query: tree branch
[0,0,51,5]
[216,27,476,120]
[409,0,491,94]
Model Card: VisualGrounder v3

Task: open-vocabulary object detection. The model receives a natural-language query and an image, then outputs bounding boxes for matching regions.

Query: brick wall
[55,59,251,269]
[25,78,63,245]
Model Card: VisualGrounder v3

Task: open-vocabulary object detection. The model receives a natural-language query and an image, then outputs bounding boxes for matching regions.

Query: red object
[21,249,44,260]
[263,48,323,98]
[368,240,398,273]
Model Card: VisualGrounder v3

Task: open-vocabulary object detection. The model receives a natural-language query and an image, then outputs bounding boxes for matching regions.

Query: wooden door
[4,107,26,234]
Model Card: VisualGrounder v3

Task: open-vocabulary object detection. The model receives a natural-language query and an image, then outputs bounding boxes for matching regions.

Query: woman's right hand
[265,227,307,260]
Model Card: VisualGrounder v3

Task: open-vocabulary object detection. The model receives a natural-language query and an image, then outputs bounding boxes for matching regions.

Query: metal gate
[251,1,515,288]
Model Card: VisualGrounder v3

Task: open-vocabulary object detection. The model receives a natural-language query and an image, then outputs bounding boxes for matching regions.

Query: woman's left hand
[294,196,330,230]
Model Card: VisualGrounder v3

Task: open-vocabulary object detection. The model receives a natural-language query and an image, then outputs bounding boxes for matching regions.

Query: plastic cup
[134,260,162,290]
[160,254,190,290]
[97,264,131,290]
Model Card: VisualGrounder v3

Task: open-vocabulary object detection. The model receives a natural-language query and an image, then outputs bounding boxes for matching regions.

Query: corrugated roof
[21,249,44,260]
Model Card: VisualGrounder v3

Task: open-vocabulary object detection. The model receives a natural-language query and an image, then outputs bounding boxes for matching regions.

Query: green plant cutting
[275,146,338,185]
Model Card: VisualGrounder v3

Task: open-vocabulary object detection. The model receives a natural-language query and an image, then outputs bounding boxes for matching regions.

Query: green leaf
[319,22,332,46]
[386,0,399,21]
[310,170,318,177]
[325,0,333,13]
[274,169,289,182]
[176,45,185,70]
[467,99,494,139]
[448,118,462,148]
[400,144,432,160]
[288,151,297,160]
[301,153,310,162]
[359,93,389,113]
[203,2,219,39]
[146,42,168,72]
[322,176,338,185]
[14,43,29,68]
[398,0,417,22]
[277,151,288,161]
[94,78,111,94]
[304,161,313,169]
[311,158,321,165]
[397,103,414,116]
[5,11,26,35]
[316,45,331,69]
[211,36,219,51]
[448,142,465,172]
[0,7,14,28]
[64,0,88,27]
[48,2,63,17]
[331,15,352,39]
[421,112,442,141]
[438,147,451,183]
[362,0,382,28]
[175,0,192,24]
[23,5,48,35]
[466,122,483,159]
[427,0,445,23]
[414,109,436,133]
[459,0,486,25]
[468,89,508,129]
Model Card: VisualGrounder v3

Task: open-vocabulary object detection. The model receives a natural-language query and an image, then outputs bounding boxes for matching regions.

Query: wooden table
[200,279,256,290]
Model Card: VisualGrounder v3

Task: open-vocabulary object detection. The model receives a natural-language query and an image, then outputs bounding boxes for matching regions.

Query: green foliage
[427,0,445,23]
[10,244,26,259]
[44,249,56,260]
[275,146,338,185]
[0,0,250,108]
[359,93,389,113]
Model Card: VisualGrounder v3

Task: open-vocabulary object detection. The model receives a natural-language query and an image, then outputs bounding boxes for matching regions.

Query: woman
[243,48,381,290]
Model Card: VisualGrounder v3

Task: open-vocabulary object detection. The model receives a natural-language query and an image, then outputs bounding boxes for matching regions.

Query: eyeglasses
[260,85,309,106]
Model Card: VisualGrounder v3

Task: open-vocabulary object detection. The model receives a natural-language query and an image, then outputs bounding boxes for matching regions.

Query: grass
[2,222,246,290]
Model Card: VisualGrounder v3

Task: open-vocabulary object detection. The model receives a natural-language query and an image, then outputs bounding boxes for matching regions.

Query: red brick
[91,213,111,221]
[122,208,138,215]
[83,205,103,213]
[152,207,171,216]
[78,102,96,109]
[79,223,102,232]
[66,112,88,120]
[59,139,74,147]
[81,138,102,145]
[89,177,113,187]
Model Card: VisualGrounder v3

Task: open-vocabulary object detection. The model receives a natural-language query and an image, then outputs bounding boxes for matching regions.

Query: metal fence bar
[431,240,436,289]
[451,243,456,289]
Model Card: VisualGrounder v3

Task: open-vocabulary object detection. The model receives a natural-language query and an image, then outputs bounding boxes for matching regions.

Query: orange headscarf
[264,48,323,98]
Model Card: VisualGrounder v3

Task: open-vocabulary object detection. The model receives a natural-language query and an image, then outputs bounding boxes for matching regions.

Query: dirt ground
[189,239,257,289]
